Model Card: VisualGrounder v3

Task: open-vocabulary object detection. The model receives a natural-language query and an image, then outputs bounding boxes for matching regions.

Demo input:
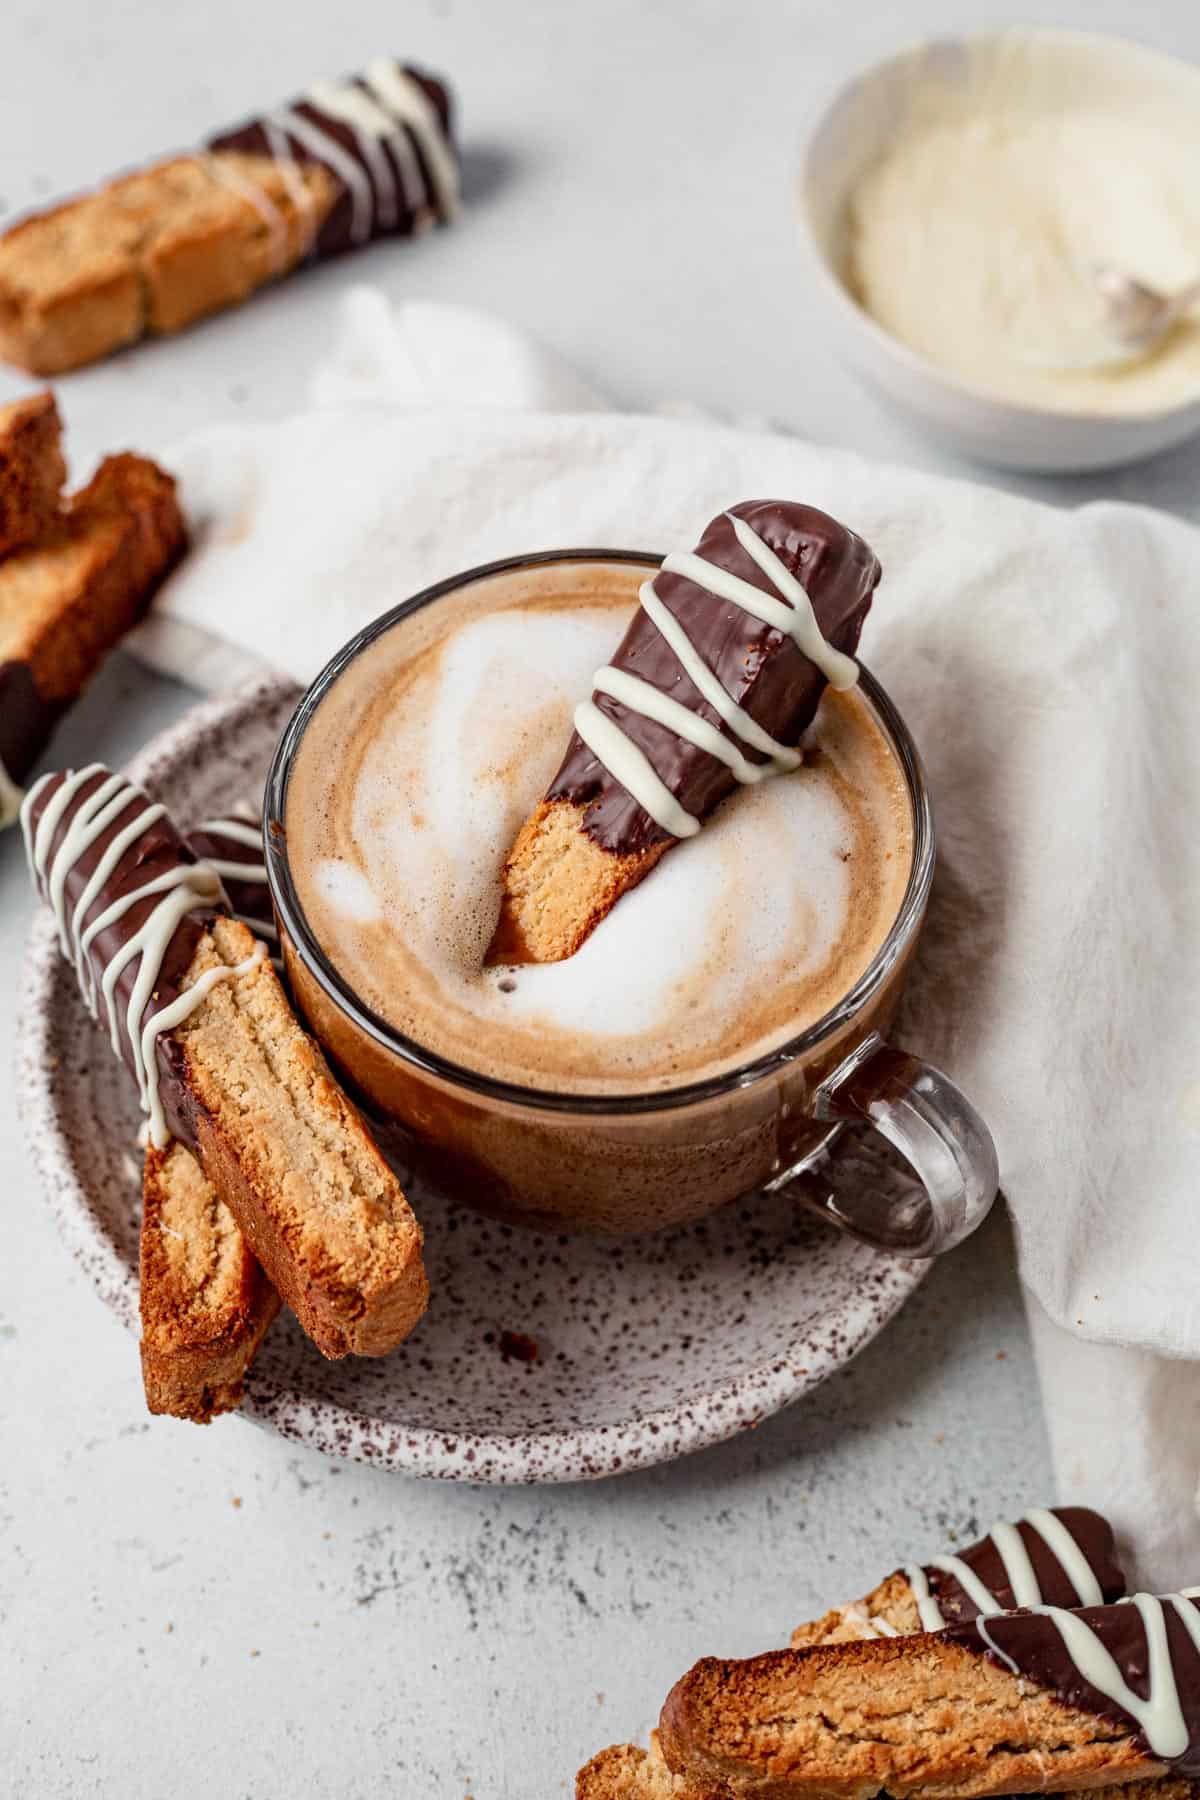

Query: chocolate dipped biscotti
[659,1590,1200,1799]
[578,1508,1127,1800]
[489,501,879,966]
[791,1505,1125,1645]
[0,59,457,374]
[23,768,428,1379]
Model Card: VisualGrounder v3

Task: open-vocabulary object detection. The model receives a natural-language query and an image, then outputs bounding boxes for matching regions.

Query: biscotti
[488,501,879,965]
[23,767,429,1363]
[173,912,428,1356]
[0,450,185,823]
[581,1507,1126,1800]
[659,1592,1200,1799]
[0,60,457,374]
[141,814,285,1420]
[0,389,65,556]
[140,1139,280,1422]
[792,1505,1125,1646]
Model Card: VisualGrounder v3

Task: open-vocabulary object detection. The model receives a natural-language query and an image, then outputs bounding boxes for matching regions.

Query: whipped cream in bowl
[799,30,1200,470]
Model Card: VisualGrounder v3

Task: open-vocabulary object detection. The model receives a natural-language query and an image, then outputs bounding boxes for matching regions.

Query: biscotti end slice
[140,1139,280,1423]
[174,917,429,1359]
[659,1636,1165,1800]
[578,1740,727,1799]
[487,798,668,965]
[0,451,184,815]
[0,450,184,696]
[0,199,144,374]
[0,389,65,557]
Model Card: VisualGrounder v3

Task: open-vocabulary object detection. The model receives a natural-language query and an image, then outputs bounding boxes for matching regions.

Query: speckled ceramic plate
[18,676,927,1482]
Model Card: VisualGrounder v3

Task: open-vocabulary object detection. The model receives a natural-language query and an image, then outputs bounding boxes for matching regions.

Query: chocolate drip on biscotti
[957,1593,1200,1775]
[917,1506,1124,1627]
[0,658,63,788]
[208,60,457,259]
[21,767,260,1147]
[549,501,880,855]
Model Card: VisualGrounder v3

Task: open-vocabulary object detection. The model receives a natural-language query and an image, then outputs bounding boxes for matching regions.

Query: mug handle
[769,1034,999,1257]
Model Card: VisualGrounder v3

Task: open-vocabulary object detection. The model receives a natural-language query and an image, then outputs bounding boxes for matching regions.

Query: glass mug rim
[263,547,935,1119]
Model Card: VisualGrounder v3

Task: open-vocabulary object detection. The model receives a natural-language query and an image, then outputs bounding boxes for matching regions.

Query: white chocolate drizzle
[261,117,318,219]
[592,668,779,787]
[637,582,802,769]
[1023,1505,1104,1608]
[578,512,857,839]
[271,106,375,245]
[245,64,456,252]
[977,1594,1200,1765]
[904,1509,1112,1631]
[307,79,402,230]
[365,58,461,219]
[197,817,262,850]
[573,700,700,839]
[21,769,267,1148]
[189,818,281,966]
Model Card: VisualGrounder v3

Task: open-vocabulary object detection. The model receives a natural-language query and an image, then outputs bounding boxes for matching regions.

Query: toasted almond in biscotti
[791,1569,924,1649]
[140,1139,280,1423]
[173,917,428,1359]
[658,1618,1194,1800]
[488,503,880,967]
[0,389,65,557]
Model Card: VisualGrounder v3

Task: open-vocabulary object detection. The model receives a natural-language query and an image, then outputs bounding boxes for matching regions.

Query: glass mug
[264,551,998,1257]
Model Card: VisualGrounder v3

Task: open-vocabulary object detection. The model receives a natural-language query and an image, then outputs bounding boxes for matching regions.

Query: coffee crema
[284,560,914,1095]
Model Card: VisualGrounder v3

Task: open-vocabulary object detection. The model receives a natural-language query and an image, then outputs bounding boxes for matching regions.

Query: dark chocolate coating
[208,63,455,260]
[25,770,219,1144]
[185,817,272,933]
[951,1594,1200,1774]
[0,659,64,787]
[928,1507,1125,1622]
[548,500,880,855]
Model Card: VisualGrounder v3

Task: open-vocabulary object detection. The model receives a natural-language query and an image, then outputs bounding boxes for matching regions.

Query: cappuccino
[285,558,913,1096]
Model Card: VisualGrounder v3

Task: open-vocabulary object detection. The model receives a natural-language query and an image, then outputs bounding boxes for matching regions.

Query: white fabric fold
[129,286,1200,1568]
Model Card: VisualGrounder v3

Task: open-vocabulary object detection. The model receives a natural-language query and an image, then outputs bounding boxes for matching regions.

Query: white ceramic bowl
[797,30,1200,473]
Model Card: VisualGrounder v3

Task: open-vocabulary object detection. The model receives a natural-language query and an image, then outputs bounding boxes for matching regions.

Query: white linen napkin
[131,286,1200,1574]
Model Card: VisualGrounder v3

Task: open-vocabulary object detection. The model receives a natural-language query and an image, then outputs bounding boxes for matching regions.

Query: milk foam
[286,563,913,1093]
